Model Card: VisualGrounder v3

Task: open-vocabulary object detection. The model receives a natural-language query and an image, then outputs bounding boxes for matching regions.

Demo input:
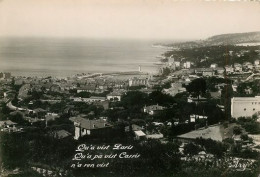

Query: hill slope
[205,31,260,45]
[168,31,260,48]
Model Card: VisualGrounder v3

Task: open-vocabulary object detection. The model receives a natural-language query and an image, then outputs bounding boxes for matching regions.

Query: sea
[0,37,171,77]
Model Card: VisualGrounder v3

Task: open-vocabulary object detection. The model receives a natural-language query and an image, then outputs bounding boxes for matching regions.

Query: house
[187,95,207,103]
[174,61,181,68]
[146,133,164,139]
[254,60,260,66]
[163,82,186,96]
[125,124,144,132]
[0,120,17,132]
[215,67,225,75]
[143,104,166,115]
[231,96,260,118]
[134,130,146,140]
[3,72,11,79]
[234,63,242,72]
[190,114,208,122]
[87,96,106,102]
[225,65,234,74]
[243,62,253,70]
[183,61,191,69]
[129,77,148,87]
[210,91,221,99]
[176,125,223,142]
[210,63,218,68]
[49,129,72,139]
[195,68,214,77]
[77,86,96,93]
[0,120,17,128]
[69,117,113,140]
[107,91,124,101]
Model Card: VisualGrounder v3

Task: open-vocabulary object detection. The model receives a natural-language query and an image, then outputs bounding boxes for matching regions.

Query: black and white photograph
[0,0,260,177]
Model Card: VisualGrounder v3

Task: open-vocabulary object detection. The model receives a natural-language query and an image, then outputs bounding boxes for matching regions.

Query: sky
[0,0,260,40]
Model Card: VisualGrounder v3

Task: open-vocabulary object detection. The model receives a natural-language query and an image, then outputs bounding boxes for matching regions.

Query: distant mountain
[168,31,260,48]
[205,31,260,45]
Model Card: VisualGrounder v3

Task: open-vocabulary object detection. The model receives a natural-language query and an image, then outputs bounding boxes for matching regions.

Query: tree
[186,78,207,98]
[233,126,242,135]
[186,78,207,122]
[162,67,171,77]
[183,142,201,156]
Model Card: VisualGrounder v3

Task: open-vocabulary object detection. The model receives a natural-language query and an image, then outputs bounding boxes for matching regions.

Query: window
[244,108,246,111]
[253,108,255,111]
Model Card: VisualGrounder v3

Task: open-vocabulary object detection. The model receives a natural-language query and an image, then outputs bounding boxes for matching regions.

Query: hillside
[168,31,260,48]
[205,31,260,45]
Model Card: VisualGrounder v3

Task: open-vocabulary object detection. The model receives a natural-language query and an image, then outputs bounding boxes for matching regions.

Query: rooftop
[177,125,223,142]
[69,117,112,129]
[144,104,166,111]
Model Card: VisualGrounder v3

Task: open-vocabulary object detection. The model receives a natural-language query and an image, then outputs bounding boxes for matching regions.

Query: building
[176,125,223,142]
[225,65,234,74]
[0,72,12,79]
[243,62,253,70]
[210,63,218,68]
[187,95,207,103]
[174,61,181,68]
[215,67,225,75]
[139,65,142,72]
[163,82,186,96]
[0,120,17,132]
[87,96,106,102]
[234,63,242,72]
[190,114,208,122]
[143,104,166,115]
[125,124,144,132]
[49,130,72,140]
[77,86,96,93]
[195,68,214,77]
[254,60,260,66]
[231,96,260,118]
[106,91,124,101]
[183,61,191,69]
[134,130,146,140]
[69,117,113,140]
[129,77,148,87]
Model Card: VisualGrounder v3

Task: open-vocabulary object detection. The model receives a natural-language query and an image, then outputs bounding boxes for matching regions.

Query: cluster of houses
[0,72,11,80]
[2,52,260,143]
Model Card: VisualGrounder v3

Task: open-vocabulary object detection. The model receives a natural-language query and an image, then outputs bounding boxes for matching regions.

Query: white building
[210,63,218,68]
[231,96,260,118]
[69,117,112,140]
[225,65,234,74]
[174,61,181,68]
[183,62,191,69]
[129,77,148,87]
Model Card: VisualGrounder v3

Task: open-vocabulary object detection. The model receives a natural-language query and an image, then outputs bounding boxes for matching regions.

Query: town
[1,43,260,177]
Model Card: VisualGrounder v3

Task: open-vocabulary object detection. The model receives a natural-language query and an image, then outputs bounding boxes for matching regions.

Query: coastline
[0,38,169,78]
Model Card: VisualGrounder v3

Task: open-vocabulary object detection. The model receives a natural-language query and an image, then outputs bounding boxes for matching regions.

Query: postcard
[0,0,260,177]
